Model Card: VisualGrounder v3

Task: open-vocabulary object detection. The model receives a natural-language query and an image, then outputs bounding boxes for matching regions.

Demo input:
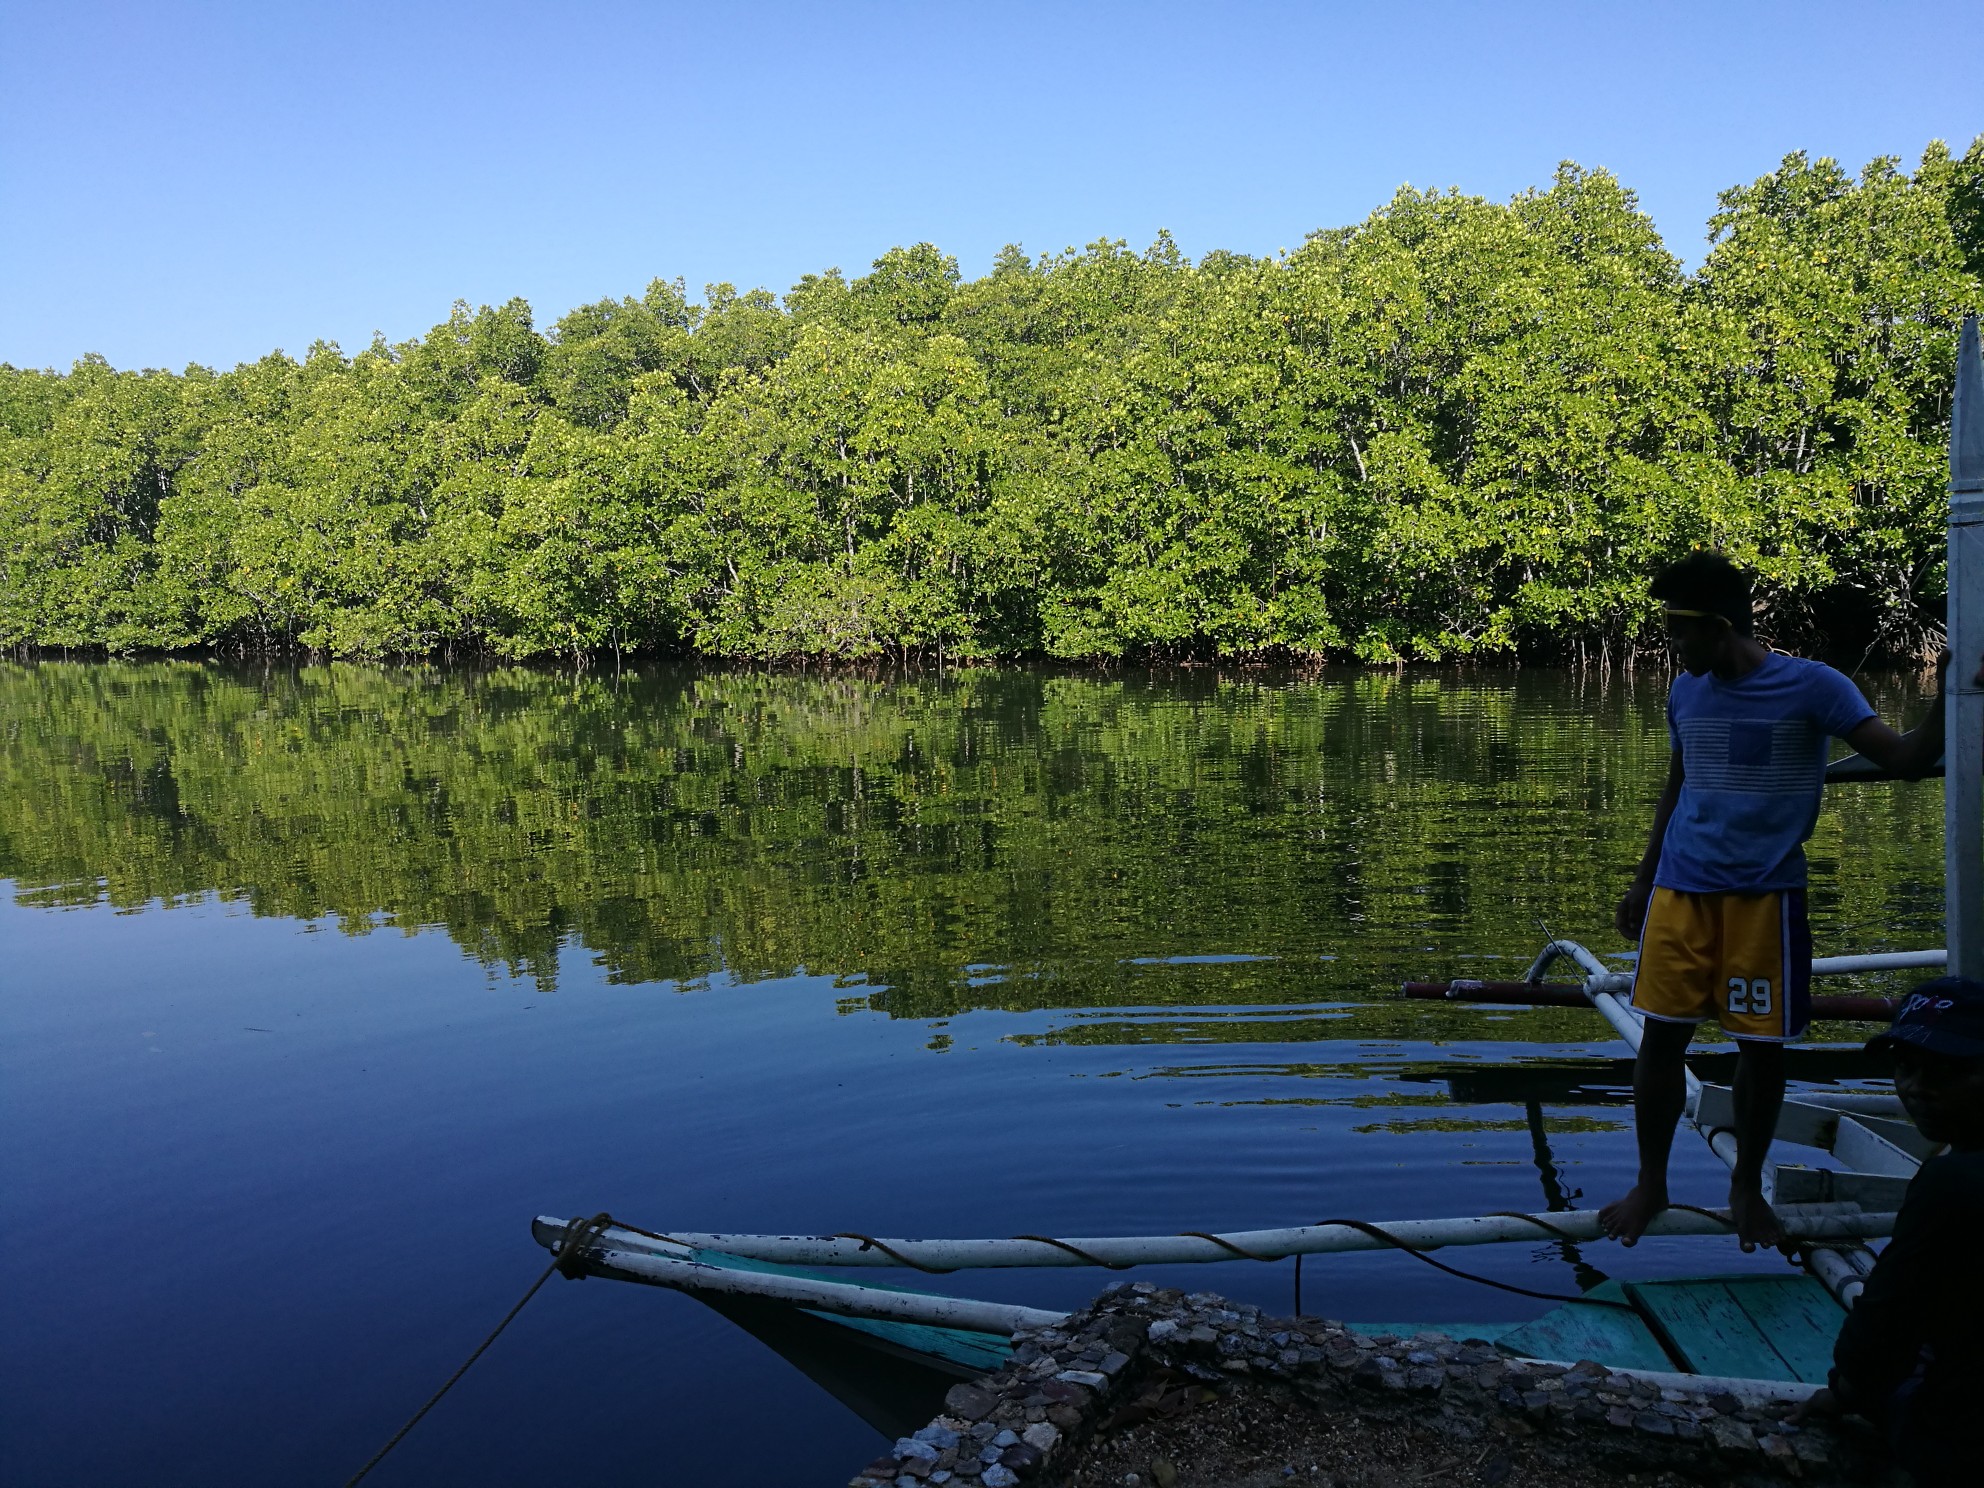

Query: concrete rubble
[849,1282,1883,1487]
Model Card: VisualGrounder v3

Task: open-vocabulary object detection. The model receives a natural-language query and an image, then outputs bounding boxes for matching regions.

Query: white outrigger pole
[533,1204,1892,1279]
[527,1200,1895,1389]
[1948,313,1983,982]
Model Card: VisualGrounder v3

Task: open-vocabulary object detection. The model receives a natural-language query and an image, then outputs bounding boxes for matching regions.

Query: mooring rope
[1480,1210,1584,1241]
[819,1215,1638,1311]
[1667,1202,1735,1228]
[563,1213,1637,1336]
[346,1202,1722,1477]
[1306,1217,1637,1311]
[729,1214,1685,1310]
[342,1213,614,1488]
[1011,1235,1135,1270]
[604,1218,697,1249]
[1176,1230,1279,1262]
[833,1232,962,1273]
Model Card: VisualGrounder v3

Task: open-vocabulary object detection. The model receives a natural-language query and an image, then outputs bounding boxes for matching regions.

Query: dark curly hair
[1650,551,1754,636]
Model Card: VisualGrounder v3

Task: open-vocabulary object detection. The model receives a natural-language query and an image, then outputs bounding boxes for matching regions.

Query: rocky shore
[849,1284,1888,1488]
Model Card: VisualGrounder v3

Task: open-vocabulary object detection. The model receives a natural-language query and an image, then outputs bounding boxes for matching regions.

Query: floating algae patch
[1348,1116,1628,1136]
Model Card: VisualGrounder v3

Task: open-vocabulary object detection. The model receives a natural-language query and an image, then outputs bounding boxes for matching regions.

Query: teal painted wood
[1627,1276,1844,1384]
[1491,1281,1676,1372]
[1722,1276,1846,1384]
[1349,1274,1846,1382]
[690,1246,1012,1372]
[1629,1280,1784,1380]
[689,1244,942,1295]
[814,1310,1013,1372]
[685,1244,1844,1385]
[1349,1282,1674,1373]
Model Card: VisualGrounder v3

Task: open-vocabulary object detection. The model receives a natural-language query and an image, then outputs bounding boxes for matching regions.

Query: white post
[1950,314,1984,983]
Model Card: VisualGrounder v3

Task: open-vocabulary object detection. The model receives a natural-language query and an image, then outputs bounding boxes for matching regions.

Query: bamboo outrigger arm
[529,1219,1837,1407]
[531,1204,1892,1277]
[527,1222,1825,1412]
[1405,945,1948,1020]
[530,1224,1066,1334]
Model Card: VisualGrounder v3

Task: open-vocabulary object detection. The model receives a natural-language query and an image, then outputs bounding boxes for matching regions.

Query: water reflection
[0,659,1945,1025]
[0,661,1947,1482]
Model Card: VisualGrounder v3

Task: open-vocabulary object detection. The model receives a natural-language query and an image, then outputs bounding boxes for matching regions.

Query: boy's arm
[1616,748,1684,939]
[1842,655,1951,779]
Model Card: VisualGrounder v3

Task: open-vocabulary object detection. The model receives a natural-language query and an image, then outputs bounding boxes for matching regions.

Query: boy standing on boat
[1600,552,1948,1250]
[1830,976,1984,1488]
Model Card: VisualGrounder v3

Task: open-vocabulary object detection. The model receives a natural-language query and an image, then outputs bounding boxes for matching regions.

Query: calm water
[0,661,1946,1486]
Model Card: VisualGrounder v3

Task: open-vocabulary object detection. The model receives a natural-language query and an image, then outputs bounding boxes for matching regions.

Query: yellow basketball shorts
[1631,887,1812,1042]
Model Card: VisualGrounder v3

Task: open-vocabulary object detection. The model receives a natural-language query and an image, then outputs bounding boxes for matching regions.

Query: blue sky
[3,0,1979,373]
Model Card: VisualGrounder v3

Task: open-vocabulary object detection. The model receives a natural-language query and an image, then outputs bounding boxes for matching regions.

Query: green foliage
[3,143,1979,662]
[1673,150,1983,653]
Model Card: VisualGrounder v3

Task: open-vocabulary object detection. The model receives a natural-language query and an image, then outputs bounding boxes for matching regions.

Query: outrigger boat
[531,319,1984,1438]
[527,939,1926,1435]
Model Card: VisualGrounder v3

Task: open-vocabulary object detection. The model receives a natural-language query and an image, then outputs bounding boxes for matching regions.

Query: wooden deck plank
[1492,1282,1677,1372]
[1724,1276,1845,1384]
[1628,1279,1794,1380]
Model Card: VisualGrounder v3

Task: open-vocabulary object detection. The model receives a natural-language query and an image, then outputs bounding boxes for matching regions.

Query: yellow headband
[1662,607,1731,625]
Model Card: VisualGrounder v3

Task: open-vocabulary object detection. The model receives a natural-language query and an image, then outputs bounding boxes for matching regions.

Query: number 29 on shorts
[1726,977,1773,1015]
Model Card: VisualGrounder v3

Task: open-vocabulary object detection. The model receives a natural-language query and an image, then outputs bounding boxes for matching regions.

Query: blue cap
[1867,977,1984,1059]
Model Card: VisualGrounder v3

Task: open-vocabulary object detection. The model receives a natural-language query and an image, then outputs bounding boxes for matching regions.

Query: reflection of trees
[0,662,1945,1020]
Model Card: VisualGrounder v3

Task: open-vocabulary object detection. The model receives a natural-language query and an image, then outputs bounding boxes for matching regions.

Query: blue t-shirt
[1655,652,1875,893]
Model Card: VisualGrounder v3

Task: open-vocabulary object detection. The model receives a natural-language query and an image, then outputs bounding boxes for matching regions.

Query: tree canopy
[5,143,1980,663]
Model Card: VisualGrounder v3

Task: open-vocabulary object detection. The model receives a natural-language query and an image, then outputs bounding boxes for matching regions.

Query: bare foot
[1728,1181,1783,1252]
[1599,1184,1668,1246]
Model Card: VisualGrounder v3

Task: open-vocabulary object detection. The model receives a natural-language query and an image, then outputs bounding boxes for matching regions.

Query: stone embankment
[849,1284,1885,1488]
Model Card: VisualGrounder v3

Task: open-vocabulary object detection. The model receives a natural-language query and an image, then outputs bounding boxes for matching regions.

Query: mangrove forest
[4,144,1982,664]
